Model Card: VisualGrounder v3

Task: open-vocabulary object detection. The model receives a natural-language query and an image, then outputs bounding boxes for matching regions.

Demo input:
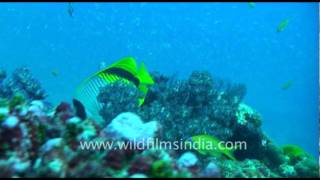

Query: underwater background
[0,2,318,178]
[0,2,317,157]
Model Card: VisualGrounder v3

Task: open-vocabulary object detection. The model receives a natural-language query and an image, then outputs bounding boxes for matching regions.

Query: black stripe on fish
[104,67,140,87]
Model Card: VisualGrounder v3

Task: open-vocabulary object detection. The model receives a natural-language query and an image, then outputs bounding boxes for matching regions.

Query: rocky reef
[0,67,318,178]
[138,71,249,142]
[0,67,46,101]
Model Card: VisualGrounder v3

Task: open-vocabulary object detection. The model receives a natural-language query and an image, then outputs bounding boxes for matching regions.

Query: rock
[0,107,9,116]
[219,159,278,178]
[98,81,143,126]
[66,117,81,124]
[30,100,44,111]
[294,156,319,177]
[279,164,297,177]
[32,158,42,170]
[0,159,14,177]
[77,121,97,141]
[2,116,19,129]
[28,100,45,117]
[0,107,9,121]
[0,155,31,175]
[13,160,30,174]
[40,138,63,154]
[129,173,148,178]
[48,158,64,174]
[18,106,29,117]
[0,69,6,81]
[201,162,221,177]
[102,112,158,143]
[263,143,286,168]
[177,152,198,168]
[235,103,260,126]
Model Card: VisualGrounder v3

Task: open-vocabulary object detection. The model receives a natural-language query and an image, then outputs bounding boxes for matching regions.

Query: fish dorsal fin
[88,57,138,84]
[108,57,138,76]
[137,62,154,85]
[202,134,219,143]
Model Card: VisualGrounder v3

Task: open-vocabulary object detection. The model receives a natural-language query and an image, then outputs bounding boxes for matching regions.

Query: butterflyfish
[73,57,154,125]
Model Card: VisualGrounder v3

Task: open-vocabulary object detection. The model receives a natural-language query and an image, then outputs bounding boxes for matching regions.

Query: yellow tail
[137,62,154,85]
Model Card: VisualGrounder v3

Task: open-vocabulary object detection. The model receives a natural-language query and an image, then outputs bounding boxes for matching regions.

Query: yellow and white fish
[73,57,154,125]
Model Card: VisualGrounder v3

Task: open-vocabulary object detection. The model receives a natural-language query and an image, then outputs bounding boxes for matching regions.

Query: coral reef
[0,68,318,178]
[97,81,143,126]
[276,147,319,178]
[0,98,195,178]
[0,69,6,82]
[135,71,247,142]
[200,161,221,177]
[218,159,279,178]
[0,67,46,101]
[101,112,159,143]
[177,152,199,169]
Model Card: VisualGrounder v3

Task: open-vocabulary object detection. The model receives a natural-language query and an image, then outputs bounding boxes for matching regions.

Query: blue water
[0,2,318,157]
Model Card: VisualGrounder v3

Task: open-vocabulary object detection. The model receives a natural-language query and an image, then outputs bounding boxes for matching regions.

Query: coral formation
[101,112,159,143]
[0,67,46,101]
[177,152,199,169]
[135,71,247,142]
[97,81,143,126]
[218,159,279,178]
[0,67,318,178]
[200,161,221,177]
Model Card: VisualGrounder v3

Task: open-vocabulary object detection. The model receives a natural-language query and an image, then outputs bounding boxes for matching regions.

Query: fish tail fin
[138,98,145,106]
[136,63,154,106]
[137,84,149,106]
[137,62,154,85]
[138,84,148,94]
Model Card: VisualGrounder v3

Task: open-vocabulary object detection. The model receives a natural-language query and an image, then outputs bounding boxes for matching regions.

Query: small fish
[187,134,237,160]
[276,19,289,32]
[73,57,154,124]
[281,80,293,90]
[68,2,74,18]
[51,70,59,77]
[248,2,255,8]
[99,61,107,70]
